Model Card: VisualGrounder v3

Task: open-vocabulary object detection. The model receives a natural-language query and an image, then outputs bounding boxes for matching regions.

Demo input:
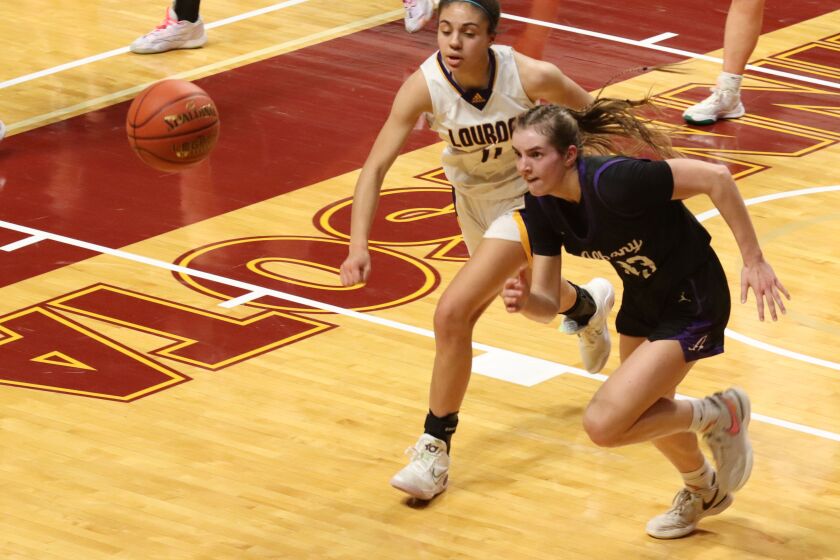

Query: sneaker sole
[130,35,208,54]
[683,107,746,125]
[646,493,733,539]
[390,477,447,501]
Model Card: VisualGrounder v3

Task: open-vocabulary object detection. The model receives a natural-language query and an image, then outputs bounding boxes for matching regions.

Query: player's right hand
[501,267,530,313]
[340,249,371,287]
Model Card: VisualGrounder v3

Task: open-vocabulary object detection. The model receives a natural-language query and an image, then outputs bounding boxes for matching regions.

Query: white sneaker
[702,387,752,494]
[390,434,449,500]
[0,120,5,142]
[683,88,745,125]
[130,7,208,54]
[403,0,435,33]
[560,278,614,373]
[646,486,733,539]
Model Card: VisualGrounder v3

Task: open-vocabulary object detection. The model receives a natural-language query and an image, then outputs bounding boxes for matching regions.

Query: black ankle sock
[424,410,458,451]
[562,283,596,326]
[174,0,201,22]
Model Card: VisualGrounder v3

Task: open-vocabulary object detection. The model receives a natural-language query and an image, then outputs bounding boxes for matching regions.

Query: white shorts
[454,192,527,255]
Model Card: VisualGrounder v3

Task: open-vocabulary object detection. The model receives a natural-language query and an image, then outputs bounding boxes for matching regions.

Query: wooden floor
[0,2,838,559]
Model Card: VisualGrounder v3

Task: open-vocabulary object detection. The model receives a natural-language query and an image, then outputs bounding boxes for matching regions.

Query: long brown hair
[513,98,679,159]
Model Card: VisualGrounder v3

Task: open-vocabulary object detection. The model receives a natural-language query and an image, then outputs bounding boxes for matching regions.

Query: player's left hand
[741,259,790,321]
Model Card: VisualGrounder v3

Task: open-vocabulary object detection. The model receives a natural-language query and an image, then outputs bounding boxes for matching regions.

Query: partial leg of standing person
[130,0,207,54]
[683,0,765,125]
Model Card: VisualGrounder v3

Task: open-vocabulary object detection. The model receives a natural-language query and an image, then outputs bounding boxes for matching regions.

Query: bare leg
[723,0,765,74]
[617,335,706,472]
[582,338,695,446]
[429,238,577,416]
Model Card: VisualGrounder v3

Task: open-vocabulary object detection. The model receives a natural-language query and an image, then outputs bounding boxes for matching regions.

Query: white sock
[717,72,743,93]
[681,458,715,491]
[689,398,721,433]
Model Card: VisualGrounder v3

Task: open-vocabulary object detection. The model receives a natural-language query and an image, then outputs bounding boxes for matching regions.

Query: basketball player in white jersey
[340,0,614,501]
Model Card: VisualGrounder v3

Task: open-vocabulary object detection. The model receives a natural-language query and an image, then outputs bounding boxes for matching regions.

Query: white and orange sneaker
[702,387,753,494]
[130,7,208,54]
[0,120,6,142]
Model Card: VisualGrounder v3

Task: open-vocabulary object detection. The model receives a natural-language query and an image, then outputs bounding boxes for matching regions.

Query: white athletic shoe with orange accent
[702,387,752,494]
[390,434,449,500]
[560,278,614,373]
[403,0,435,33]
[0,120,6,142]
[130,7,208,54]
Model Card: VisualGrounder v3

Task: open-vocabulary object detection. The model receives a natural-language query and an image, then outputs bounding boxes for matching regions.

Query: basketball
[126,79,220,172]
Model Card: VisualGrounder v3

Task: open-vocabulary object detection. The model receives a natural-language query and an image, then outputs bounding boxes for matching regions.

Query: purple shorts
[616,252,731,362]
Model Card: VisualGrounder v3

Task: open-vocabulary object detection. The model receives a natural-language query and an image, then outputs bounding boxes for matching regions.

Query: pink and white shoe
[130,7,207,54]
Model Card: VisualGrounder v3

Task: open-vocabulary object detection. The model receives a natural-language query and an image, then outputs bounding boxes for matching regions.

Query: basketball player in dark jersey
[503,101,789,539]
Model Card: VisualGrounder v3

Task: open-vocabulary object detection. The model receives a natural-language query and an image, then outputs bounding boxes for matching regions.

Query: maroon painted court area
[0,0,835,287]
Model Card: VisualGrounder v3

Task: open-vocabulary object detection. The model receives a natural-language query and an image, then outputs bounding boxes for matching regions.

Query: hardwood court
[0,1,838,559]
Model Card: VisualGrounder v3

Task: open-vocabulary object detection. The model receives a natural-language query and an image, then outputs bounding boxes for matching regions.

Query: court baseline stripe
[0,185,838,442]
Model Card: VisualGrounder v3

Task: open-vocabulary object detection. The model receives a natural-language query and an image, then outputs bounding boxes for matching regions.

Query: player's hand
[340,248,371,287]
[741,259,790,321]
[502,267,530,313]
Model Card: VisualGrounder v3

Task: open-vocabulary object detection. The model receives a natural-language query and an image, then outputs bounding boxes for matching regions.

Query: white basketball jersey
[420,45,534,200]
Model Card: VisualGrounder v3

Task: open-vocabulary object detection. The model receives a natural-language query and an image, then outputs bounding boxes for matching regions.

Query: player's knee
[433,294,476,335]
[582,407,622,448]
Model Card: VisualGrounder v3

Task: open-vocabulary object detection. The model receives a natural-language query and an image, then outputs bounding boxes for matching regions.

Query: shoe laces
[579,323,604,344]
[404,441,441,464]
[153,8,179,32]
[705,87,738,106]
[670,488,699,515]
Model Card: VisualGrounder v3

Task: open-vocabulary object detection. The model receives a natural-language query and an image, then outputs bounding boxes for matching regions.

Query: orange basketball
[126,79,220,172]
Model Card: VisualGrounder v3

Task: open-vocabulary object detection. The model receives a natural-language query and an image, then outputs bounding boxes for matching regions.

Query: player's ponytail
[514,98,678,159]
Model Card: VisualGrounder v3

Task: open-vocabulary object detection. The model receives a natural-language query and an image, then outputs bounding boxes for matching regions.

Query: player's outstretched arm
[668,158,790,321]
[340,71,432,287]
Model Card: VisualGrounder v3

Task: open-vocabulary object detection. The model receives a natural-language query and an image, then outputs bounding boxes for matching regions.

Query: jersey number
[481,147,503,163]
[616,255,657,279]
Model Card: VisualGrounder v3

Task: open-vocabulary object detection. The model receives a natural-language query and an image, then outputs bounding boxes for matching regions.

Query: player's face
[512,127,568,197]
[437,3,494,71]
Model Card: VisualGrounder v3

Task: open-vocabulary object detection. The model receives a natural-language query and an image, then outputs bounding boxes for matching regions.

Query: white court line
[1,235,46,252]
[219,290,270,308]
[501,13,840,90]
[2,6,837,93]
[640,32,678,45]
[0,0,311,91]
[1,185,839,442]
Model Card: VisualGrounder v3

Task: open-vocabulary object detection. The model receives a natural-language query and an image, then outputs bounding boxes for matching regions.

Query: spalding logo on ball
[126,79,220,172]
